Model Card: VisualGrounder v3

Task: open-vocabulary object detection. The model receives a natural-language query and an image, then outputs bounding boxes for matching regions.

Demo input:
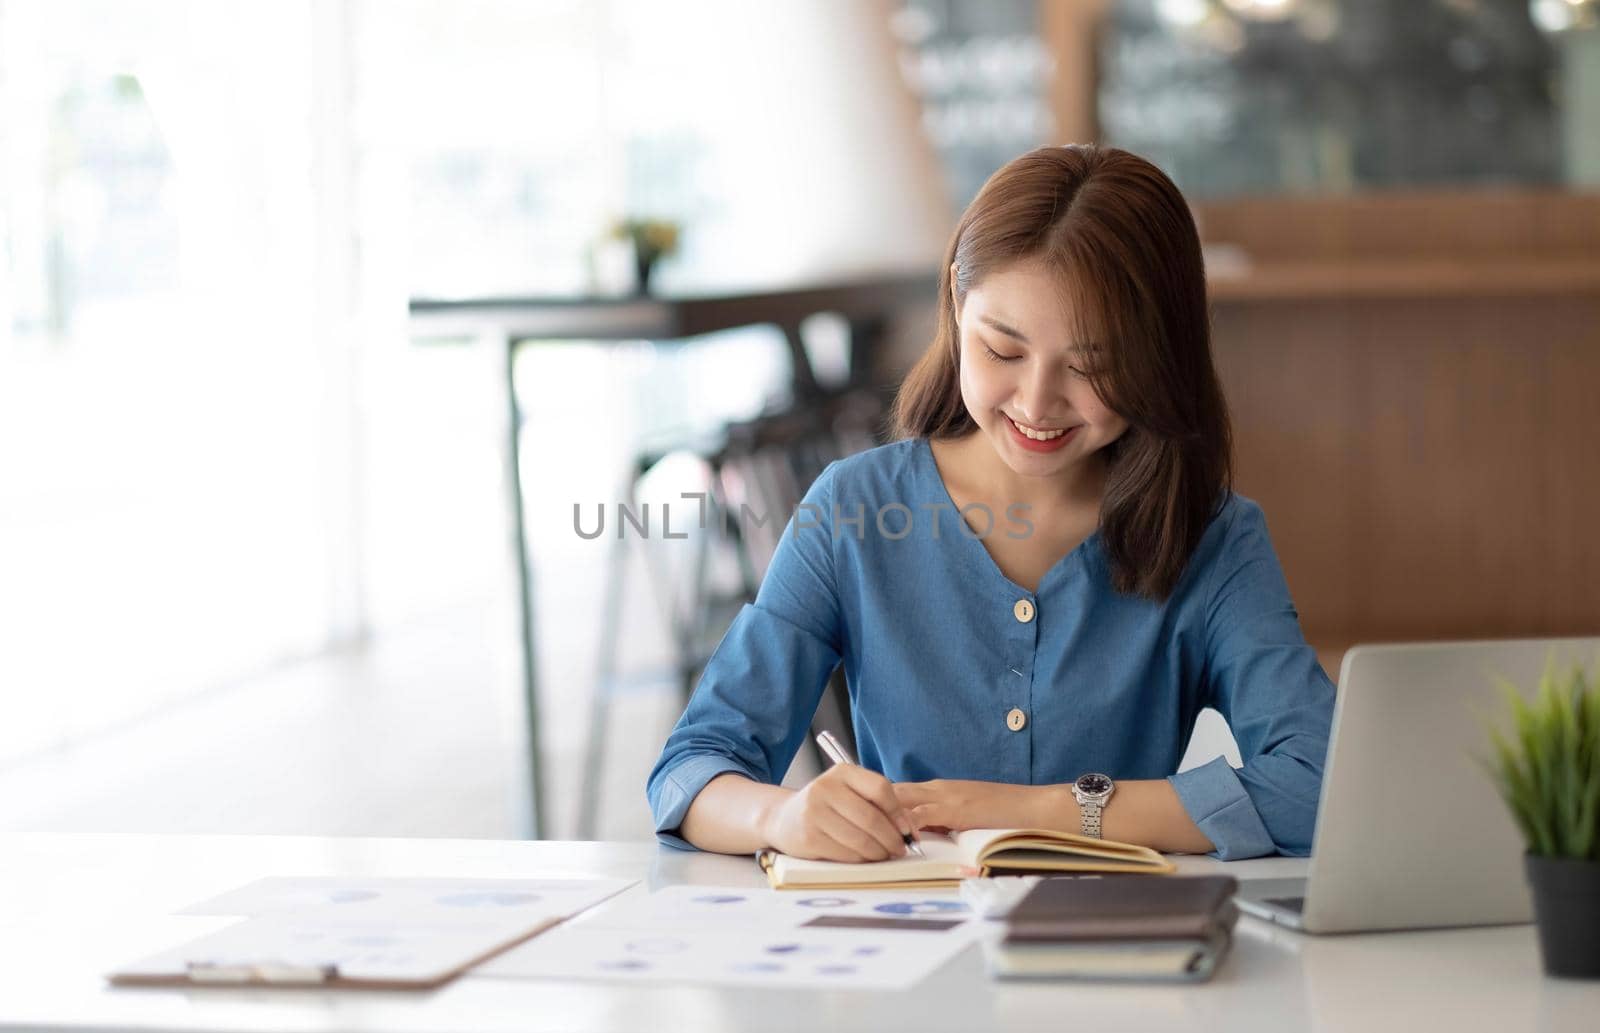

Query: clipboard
[106,875,639,990]
[107,914,566,990]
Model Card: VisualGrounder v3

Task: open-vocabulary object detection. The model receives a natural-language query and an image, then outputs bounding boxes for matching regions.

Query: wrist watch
[1071,772,1115,839]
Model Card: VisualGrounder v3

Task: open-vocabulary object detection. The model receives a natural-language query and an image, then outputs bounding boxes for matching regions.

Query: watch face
[1076,773,1112,796]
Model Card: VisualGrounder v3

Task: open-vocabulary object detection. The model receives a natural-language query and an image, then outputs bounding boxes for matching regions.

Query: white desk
[2,833,1594,1032]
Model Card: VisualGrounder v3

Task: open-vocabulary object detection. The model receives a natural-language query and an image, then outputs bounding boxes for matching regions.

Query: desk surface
[3,833,1594,1033]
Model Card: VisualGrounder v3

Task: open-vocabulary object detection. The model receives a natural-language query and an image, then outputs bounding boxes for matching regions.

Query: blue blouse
[646,437,1334,859]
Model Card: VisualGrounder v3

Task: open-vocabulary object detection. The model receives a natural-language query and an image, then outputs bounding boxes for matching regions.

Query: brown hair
[891,144,1232,602]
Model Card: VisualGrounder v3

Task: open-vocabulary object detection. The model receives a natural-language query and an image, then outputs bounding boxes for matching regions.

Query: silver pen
[814,730,926,858]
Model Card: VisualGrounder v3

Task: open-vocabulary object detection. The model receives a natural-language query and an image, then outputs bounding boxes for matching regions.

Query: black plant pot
[1526,853,1600,979]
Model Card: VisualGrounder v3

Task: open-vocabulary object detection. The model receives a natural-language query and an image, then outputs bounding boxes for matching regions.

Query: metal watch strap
[1080,801,1104,839]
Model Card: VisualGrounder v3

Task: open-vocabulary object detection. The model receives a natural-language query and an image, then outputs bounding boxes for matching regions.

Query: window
[0,0,337,760]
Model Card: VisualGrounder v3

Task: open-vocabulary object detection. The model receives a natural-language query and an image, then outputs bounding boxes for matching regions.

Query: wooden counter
[1196,191,1600,653]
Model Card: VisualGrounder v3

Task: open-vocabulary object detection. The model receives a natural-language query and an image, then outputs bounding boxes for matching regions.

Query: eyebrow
[979,314,1029,343]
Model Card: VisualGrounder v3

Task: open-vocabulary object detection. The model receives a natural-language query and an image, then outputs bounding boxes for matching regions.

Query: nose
[1014,362,1070,425]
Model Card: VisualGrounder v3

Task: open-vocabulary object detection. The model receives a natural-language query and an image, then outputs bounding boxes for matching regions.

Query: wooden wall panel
[1214,292,1600,650]
[1211,302,1358,640]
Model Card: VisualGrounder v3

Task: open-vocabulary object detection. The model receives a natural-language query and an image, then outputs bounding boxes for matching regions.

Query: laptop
[1236,636,1599,934]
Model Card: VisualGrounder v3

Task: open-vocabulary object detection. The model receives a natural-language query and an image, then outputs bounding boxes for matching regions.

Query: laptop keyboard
[1264,896,1306,913]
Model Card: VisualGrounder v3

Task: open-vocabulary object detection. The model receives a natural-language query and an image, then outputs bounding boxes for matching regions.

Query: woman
[646,145,1334,863]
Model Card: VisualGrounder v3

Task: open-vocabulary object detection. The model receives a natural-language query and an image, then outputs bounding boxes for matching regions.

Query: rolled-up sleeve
[645,463,845,849]
[1169,500,1335,859]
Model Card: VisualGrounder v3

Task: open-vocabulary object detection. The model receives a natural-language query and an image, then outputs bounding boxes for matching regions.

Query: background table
[408,275,931,837]
[4,833,1595,1032]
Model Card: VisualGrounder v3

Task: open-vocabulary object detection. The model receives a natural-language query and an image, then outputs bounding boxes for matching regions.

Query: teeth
[1011,417,1067,441]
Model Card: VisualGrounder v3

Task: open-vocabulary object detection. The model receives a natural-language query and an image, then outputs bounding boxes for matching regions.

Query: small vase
[1526,853,1600,978]
[633,250,657,295]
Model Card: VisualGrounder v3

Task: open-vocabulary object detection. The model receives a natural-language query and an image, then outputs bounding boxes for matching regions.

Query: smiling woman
[648,145,1333,867]
[894,145,1231,602]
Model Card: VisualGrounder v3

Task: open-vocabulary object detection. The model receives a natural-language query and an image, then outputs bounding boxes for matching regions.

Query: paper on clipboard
[180,876,631,922]
[109,913,552,988]
[107,876,635,989]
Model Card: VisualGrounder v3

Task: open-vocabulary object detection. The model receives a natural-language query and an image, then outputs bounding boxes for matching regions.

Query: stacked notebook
[984,875,1239,982]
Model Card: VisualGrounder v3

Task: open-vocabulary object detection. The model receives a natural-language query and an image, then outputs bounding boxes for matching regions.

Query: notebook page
[951,828,1030,863]
[767,832,964,885]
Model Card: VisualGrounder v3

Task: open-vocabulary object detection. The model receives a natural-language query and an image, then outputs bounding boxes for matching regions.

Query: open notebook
[758,828,1176,889]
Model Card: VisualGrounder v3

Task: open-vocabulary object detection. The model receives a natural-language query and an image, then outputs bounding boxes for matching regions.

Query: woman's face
[953,257,1129,484]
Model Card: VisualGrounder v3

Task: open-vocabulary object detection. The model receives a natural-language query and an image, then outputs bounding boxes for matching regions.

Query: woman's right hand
[760,764,915,862]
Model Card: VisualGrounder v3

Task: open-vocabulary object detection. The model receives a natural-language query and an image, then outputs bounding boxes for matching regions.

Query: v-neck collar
[915,436,1100,597]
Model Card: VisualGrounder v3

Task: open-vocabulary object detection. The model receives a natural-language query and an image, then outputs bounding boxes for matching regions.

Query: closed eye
[984,342,1093,377]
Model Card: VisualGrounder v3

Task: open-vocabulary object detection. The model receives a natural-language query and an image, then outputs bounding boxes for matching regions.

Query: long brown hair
[891,144,1232,602]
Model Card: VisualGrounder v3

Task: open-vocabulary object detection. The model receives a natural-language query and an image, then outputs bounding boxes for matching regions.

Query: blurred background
[1,0,1596,842]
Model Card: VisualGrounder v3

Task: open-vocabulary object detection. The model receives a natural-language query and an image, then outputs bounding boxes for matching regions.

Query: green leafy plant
[1484,659,1600,861]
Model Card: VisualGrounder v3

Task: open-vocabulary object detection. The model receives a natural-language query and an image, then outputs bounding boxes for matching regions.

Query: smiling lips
[1004,413,1079,452]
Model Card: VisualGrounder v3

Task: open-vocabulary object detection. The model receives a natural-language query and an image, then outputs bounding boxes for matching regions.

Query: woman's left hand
[891,780,1055,833]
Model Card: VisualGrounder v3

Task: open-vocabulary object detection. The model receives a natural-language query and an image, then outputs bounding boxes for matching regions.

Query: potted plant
[1484,659,1600,978]
[609,217,681,295]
